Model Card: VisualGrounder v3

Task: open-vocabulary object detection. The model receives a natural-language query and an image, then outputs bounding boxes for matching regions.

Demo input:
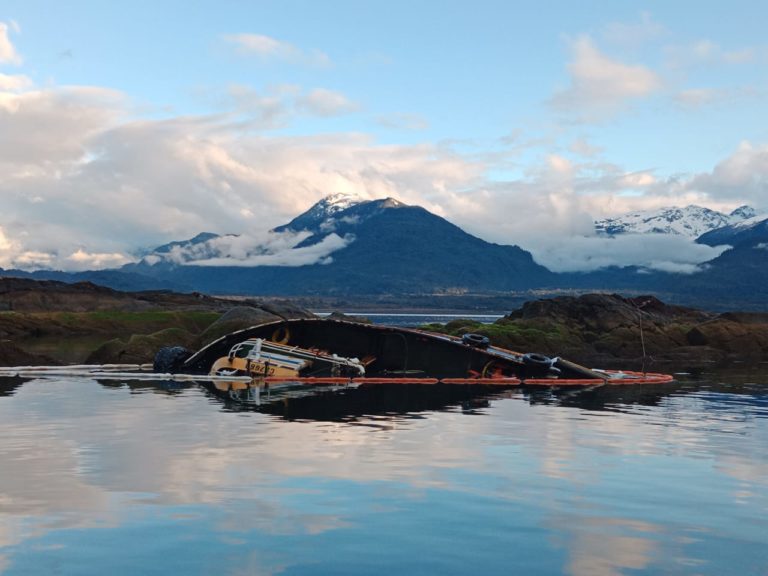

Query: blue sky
[1,1,767,272]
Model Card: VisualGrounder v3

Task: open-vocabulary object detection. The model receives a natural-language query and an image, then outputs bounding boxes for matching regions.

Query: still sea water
[1,307,767,575]
[314,313,503,326]
[1,367,767,575]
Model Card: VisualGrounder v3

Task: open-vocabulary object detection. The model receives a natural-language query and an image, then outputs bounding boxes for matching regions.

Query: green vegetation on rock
[422,293,768,369]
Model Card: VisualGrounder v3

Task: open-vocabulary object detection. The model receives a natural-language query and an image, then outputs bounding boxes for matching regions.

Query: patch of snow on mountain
[730,205,757,220]
[315,193,365,217]
[595,204,758,238]
[726,211,768,231]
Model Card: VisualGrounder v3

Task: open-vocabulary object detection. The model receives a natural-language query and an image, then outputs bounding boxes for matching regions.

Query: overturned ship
[154,318,673,387]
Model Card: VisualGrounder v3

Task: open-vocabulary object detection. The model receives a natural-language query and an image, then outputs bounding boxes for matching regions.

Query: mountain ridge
[594,204,758,238]
[122,197,555,295]
[4,196,768,310]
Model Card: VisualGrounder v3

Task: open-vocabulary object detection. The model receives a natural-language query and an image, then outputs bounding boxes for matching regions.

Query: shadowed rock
[196,306,283,347]
[430,293,765,369]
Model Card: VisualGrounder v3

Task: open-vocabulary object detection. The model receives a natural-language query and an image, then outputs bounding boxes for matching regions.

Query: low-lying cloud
[153,230,354,267]
[525,232,730,273]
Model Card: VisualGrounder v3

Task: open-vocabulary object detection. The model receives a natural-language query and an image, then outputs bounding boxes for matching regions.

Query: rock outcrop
[0,278,316,365]
[4,277,768,369]
[434,293,768,369]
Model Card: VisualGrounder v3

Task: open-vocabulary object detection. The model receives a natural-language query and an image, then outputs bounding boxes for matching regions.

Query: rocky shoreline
[0,278,312,365]
[424,293,768,370]
[2,278,768,370]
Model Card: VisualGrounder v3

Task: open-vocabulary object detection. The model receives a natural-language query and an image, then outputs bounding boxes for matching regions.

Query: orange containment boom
[524,371,674,387]
[253,370,674,387]
[258,376,522,386]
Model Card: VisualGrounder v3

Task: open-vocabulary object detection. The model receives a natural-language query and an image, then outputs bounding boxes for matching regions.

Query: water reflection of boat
[205,376,357,407]
[154,318,674,386]
[0,375,26,397]
[201,376,506,419]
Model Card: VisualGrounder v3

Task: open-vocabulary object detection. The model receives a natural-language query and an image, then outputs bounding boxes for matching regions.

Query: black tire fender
[462,333,490,349]
[522,352,552,368]
[153,346,192,374]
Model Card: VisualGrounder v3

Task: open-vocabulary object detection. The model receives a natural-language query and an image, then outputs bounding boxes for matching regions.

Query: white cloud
[0,63,765,276]
[224,84,357,125]
[0,225,134,271]
[569,138,603,158]
[0,86,125,168]
[172,232,354,267]
[673,88,723,108]
[225,84,293,129]
[551,36,662,119]
[665,40,758,70]
[687,141,768,204]
[412,150,750,275]
[525,233,729,273]
[66,249,133,270]
[225,33,282,56]
[0,21,22,65]
[0,72,31,92]
[676,86,764,110]
[224,33,330,67]
[376,112,429,131]
[0,227,20,268]
[296,88,358,117]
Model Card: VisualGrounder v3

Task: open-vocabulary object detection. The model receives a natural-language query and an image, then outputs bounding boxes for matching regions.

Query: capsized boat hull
[180,318,632,383]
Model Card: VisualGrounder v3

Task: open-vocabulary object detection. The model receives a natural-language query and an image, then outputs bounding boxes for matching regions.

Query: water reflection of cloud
[553,516,660,576]
[0,377,767,573]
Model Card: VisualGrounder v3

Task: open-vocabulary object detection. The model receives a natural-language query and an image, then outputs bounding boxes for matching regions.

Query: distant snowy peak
[303,193,366,221]
[273,194,408,235]
[273,193,367,233]
[730,205,757,220]
[595,204,757,238]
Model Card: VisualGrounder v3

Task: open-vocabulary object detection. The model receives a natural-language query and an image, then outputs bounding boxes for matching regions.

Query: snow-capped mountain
[278,196,405,239]
[119,193,551,294]
[730,205,758,220]
[134,195,410,269]
[273,193,366,234]
[595,205,757,238]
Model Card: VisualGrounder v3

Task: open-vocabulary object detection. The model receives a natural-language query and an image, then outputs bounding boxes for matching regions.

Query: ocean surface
[1,366,767,575]
[314,312,504,326]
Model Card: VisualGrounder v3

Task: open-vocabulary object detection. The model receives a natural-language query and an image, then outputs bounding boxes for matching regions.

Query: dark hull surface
[182,318,602,380]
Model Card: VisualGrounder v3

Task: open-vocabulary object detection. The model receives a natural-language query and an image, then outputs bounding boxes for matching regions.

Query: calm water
[314,313,503,326]
[1,370,767,575]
